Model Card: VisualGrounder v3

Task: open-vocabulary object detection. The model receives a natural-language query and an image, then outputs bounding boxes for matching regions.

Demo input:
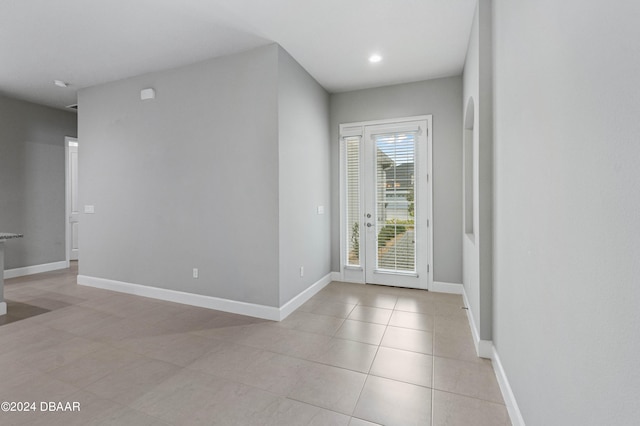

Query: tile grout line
[431,308,436,426]
[3,270,498,424]
[349,322,387,422]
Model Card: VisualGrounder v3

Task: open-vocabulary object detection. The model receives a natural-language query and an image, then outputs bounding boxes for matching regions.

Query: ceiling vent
[66,103,78,111]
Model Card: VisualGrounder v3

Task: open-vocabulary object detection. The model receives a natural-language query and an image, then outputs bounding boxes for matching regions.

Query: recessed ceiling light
[53,80,69,88]
[369,54,382,63]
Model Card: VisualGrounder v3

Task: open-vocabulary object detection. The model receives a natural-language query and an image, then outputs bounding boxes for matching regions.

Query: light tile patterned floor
[0,263,510,425]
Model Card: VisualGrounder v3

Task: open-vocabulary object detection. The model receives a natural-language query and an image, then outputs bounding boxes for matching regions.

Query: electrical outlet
[193,268,199,279]
[300,266,304,277]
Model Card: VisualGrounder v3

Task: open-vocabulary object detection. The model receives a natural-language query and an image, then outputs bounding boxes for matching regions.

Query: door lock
[366,213,372,218]
[366,223,373,228]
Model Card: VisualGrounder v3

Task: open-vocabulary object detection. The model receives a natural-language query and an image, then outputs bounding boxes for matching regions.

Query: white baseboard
[461,287,493,359]
[0,302,6,316]
[492,346,526,426]
[279,273,333,320]
[78,275,280,320]
[78,273,333,322]
[330,271,342,282]
[431,281,464,294]
[477,339,494,359]
[4,260,69,279]
[459,289,525,425]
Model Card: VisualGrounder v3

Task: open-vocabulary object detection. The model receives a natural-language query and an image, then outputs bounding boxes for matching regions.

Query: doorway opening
[65,137,79,265]
[340,116,433,290]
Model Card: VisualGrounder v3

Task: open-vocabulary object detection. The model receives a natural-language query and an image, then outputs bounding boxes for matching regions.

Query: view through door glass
[375,132,416,272]
[345,136,361,267]
[363,119,428,289]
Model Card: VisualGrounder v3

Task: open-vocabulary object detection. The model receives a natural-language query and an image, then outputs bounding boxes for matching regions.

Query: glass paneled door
[342,118,431,290]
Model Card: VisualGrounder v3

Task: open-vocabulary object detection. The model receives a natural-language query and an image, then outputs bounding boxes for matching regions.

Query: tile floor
[0,263,510,425]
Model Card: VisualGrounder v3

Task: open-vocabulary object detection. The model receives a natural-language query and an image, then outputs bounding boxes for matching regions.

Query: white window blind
[374,132,417,272]
[345,136,361,267]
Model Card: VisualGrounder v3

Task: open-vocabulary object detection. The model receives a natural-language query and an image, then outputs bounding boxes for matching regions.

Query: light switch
[317,206,325,215]
[84,205,95,214]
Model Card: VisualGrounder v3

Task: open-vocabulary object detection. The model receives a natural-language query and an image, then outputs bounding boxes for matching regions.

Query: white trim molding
[78,275,279,320]
[4,260,69,279]
[461,286,493,358]
[279,273,333,320]
[78,272,333,322]
[460,286,525,424]
[65,136,79,264]
[492,347,526,426]
[431,281,464,294]
[330,271,343,282]
[477,339,493,359]
[0,302,6,316]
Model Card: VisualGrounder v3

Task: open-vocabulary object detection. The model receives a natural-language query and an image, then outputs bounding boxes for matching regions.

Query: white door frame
[339,115,433,290]
[65,136,78,265]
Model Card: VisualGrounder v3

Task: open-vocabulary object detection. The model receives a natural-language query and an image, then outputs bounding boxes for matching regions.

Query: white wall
[493,0,640,424]
[462,0,493,345]
[78,45,281,307]
[0,95,77,269]
[462,5,481,343]
[330,77,463,284]
[277,47,331,305]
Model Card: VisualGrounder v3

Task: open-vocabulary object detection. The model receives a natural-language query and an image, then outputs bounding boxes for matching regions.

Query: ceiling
[0,0,476,110]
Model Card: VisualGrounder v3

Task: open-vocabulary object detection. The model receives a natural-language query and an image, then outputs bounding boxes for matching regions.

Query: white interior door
[342,117,431,290]
[67,140,79,261]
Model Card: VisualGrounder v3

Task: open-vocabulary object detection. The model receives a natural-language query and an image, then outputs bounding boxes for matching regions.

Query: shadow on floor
[0,300,52,325]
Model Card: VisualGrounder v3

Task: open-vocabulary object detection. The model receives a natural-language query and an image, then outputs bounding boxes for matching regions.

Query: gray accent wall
[78,44,332,309]
[330,77,463,284]
[277,47,331,305]
[78,45,281,306]
[493,0,640,424]
[0,95,77,269]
